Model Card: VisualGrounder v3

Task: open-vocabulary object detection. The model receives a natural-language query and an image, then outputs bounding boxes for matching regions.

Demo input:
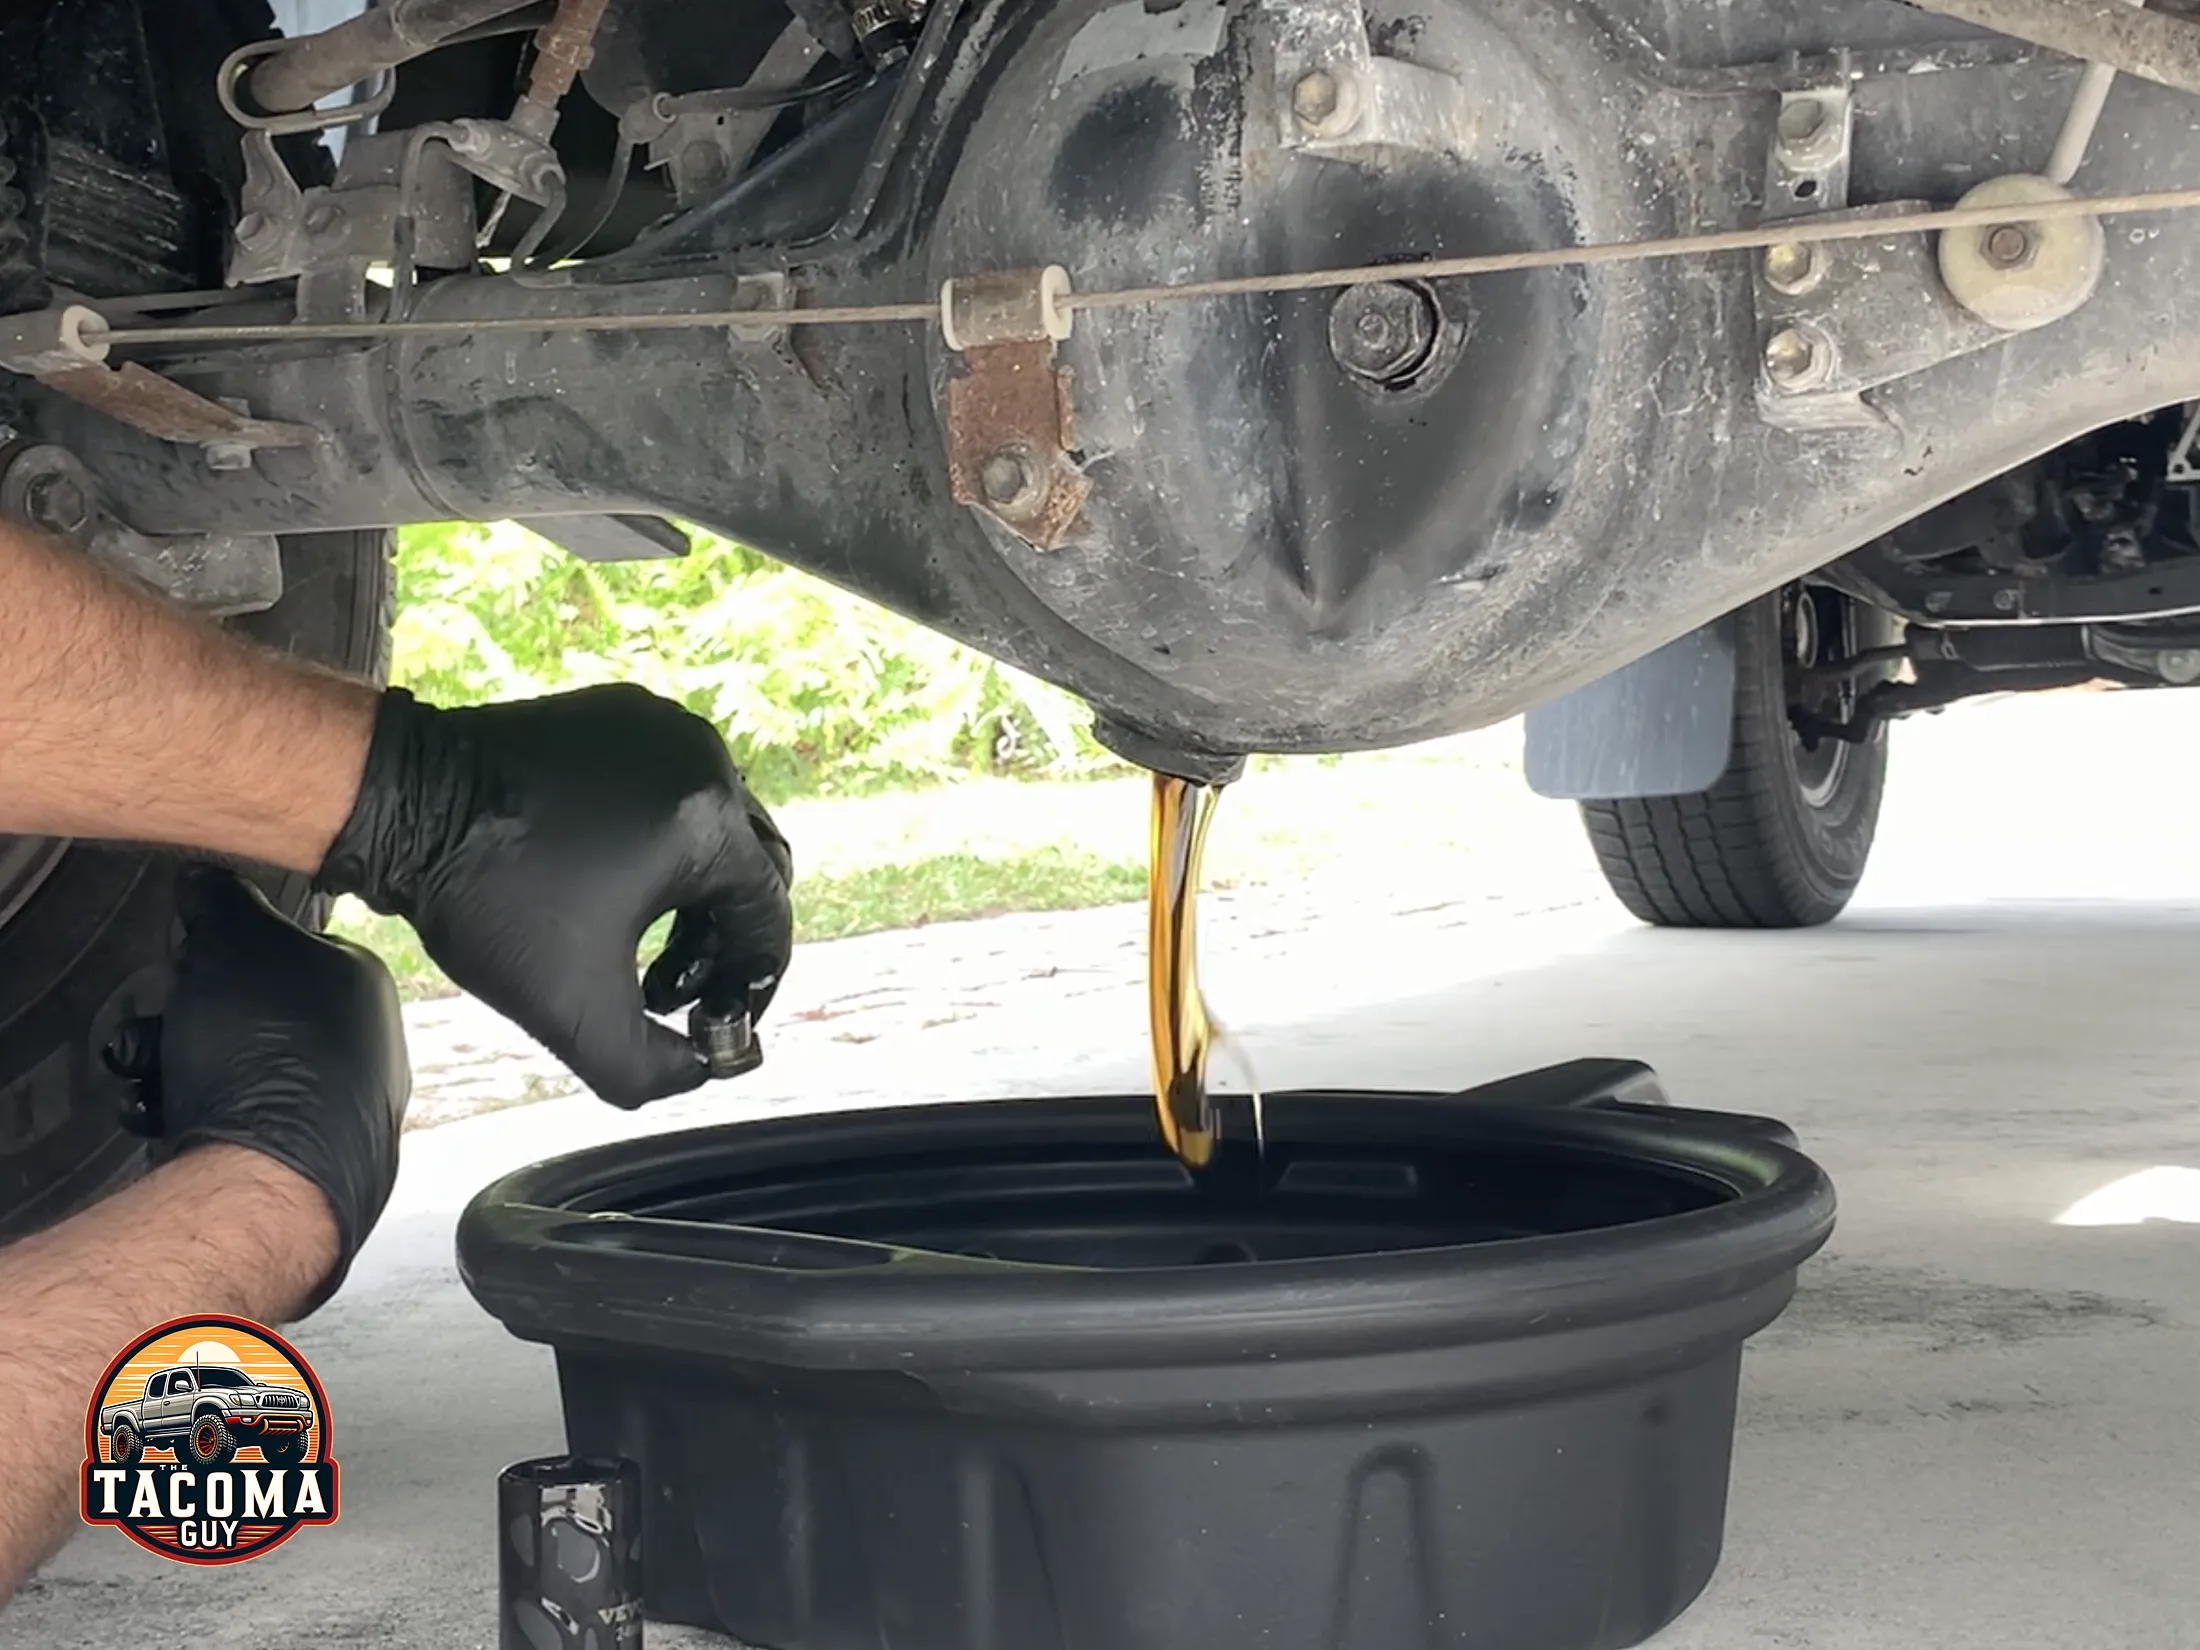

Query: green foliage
[391,521,1124,802]
[335,843,1144,1000]
[795,847,1145,942]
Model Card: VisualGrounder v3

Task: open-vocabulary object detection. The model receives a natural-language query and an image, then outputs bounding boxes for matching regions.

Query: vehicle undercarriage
[10,0,2200,777]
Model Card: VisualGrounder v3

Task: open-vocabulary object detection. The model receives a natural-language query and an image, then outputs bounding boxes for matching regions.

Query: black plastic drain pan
[459,1060,1834,1650]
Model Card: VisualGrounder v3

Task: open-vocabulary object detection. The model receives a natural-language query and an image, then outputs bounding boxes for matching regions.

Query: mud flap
[1524,614,1738,799]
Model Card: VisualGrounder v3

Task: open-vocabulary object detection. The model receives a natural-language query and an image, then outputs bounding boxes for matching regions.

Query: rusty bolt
[1982,223,2035,269]
[1762,242,1818,294]
[24,471,88,534]
[1291,67,1358,136]
[979,445,1044,514]
[1763,325,1830,392]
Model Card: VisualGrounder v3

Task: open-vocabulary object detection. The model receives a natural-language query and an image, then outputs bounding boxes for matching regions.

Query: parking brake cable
[67,183,2200,354]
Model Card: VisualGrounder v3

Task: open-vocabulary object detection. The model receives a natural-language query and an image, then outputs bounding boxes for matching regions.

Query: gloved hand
[316,683,794,1110]
[136,866,410,1303]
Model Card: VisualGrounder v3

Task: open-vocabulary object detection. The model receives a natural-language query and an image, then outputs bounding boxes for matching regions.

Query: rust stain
[39,363,316,449]
[944,338,1090,550]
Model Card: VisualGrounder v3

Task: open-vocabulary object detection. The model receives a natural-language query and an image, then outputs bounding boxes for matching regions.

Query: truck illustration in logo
[81,1314,339,1565]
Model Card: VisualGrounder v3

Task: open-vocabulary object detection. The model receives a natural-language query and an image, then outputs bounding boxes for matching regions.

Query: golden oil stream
[1147,773,1223,1168]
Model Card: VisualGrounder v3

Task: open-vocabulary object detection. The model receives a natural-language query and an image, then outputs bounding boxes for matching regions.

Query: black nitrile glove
[145,866,410,1301]
[317,684,794,1110]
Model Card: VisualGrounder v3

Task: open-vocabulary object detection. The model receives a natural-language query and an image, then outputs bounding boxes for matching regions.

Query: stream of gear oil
[1147,774,1222,1167]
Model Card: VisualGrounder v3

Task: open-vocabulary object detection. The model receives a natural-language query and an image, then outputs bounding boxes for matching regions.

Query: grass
[332,844,1147,1000]
[796,846,1145,940]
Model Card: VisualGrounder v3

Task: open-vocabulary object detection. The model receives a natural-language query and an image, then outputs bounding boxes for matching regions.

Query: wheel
[0,530,393,1235]
[185,1413,238,1470]
[259,1433,309,1467]
[108,1422,143,1468]
[1579,585,1889,929]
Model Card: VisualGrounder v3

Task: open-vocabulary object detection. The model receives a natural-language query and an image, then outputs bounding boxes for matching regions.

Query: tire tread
[1579,593,1884,930]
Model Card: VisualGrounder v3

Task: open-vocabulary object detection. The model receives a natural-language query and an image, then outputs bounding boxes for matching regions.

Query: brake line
[87,182,2200,350]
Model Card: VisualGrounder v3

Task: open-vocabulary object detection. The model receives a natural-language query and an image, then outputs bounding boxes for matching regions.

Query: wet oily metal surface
[1147,773,1222,1166]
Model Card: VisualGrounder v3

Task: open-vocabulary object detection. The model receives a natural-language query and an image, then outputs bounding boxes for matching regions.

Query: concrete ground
[13,690,2200,1649]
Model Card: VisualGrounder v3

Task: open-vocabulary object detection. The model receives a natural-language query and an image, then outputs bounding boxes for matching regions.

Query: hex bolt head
[1983,223,2036,269]
[1762,242,1819,294]
[1777,98,1826,145]
[1762,325,1831,392]
[1327,281,1442,387]
[978,444,1044,514]
[1293,68,1338,123]
[24,471,88,534]
[1773,94,1844,167]
[204,440,256,474]
[1938,175,2103,332]
[1291,66,1360,137]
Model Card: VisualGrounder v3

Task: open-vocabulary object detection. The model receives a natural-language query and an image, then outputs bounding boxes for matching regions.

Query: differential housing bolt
[1762,242,1818,294]
[1777,98,1826,145]
[1983,223,2036,269]
[1327,280,1442,387]
[1763,325,1831,392]
[1291,66,1359,137]
[979,444,1044,514]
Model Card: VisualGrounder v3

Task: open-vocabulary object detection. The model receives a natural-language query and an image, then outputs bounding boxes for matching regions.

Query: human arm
[0,866,407,1603]
[0,518,376,871]
[0,1145,339,1602]
[0,518,793,1107]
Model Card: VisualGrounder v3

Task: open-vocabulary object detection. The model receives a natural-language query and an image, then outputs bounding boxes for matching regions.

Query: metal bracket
[1764,85,1853,222]
[0,302,319,459]
[1255,0,1478,164]
[637,23,827,206]
[1751,79,2103,433]
[438,118,565,210]
[1755,202,2005,432]
[231,128,477,292]
[1752,83,1990,433]
[0,445,284,615]
[940,267,1089,549]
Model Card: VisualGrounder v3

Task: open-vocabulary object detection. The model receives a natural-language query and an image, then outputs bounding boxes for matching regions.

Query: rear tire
[108,1422,143,1468]
[0,530,393,1235]
[1580,586,1887,929]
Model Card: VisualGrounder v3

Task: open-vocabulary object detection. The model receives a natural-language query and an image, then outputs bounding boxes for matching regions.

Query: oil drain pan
[458,1060,1834,1650]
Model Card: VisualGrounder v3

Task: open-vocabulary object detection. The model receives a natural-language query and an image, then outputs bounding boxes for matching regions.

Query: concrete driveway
[11,691,2200,1649]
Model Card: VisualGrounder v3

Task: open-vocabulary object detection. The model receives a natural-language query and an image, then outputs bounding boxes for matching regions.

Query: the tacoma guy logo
[80,1314,338,1564]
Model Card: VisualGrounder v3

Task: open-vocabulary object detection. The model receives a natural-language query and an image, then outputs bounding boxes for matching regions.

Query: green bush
[391,522,1124,802]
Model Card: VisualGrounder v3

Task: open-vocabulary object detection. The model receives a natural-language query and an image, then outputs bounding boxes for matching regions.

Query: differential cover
[926,0,1647,751]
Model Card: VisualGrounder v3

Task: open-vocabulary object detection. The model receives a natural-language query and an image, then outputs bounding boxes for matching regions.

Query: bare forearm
[0,521,377,872]
[0,1146,339,1600]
